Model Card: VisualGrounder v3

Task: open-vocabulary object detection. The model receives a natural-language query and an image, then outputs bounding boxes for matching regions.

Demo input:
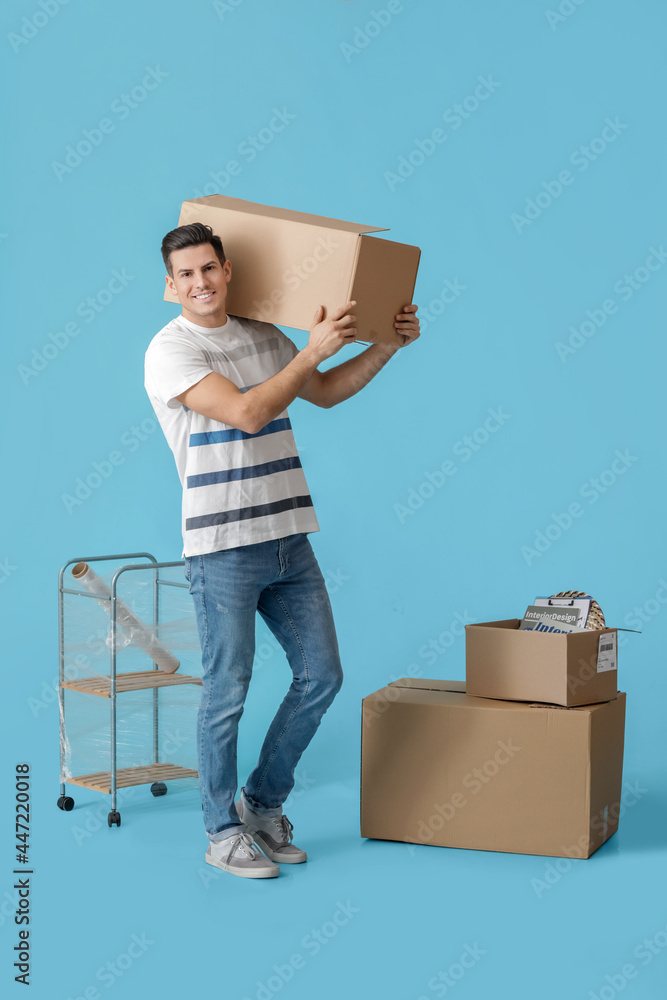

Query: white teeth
[194,292,213,299]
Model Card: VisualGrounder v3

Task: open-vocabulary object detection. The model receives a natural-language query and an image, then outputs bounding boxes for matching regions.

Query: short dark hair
[161,222,226,277]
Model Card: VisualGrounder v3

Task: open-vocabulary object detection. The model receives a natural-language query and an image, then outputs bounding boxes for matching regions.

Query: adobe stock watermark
[408,738,521,849]
[17,267,134,384]
[252,567,349,673]
[69,787,140,847]
[28,623,112,718]
[250,234,340,321]
[61,417,158,514]
[416,611,476,667]
[195,775,315,885]
[251,626,282,674]
[384,75,501,191]
[622,579,667,632]
[0,884,22,930]
[8,0,73,54]
[31,665,80,719]
[521,448,638,565]
[511,117,629,234]
[555,244,667,361]
[51,66,169,181]
[418,277,468,333]
[69,733,193,846]
[323,566,350,596]
[63,932,155,1000]
[362,609,475,728]
[566,646,617,699]
[283,769,316,812]
[545,0,590,31]
[415,943,486,999]
[238,901,359,1000]
[530,780,648,899]
[587,915,667,1000]
[213,0,245,20]
[0,558,17,584]
[339,0,415,62]
[394,407,510,523]
[191,107,297,197]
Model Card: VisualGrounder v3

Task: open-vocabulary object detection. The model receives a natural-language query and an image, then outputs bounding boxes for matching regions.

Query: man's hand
[393,304,420,348]
[308,300,358,363]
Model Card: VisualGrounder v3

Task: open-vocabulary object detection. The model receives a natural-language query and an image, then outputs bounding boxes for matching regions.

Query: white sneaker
[205,830,279,879]
[236,789,307,864]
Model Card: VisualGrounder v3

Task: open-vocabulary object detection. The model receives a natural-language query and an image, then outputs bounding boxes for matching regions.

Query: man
[144,221,420,879]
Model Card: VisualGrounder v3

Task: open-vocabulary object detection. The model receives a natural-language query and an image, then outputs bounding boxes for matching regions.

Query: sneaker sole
[205,853,279,878]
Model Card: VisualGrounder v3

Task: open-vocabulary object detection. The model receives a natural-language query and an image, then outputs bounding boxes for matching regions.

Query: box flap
[466,619,521,630]
[465,618,620,635]
[184,194,389,235]
[380,678,624,713]
[387,678,466,694]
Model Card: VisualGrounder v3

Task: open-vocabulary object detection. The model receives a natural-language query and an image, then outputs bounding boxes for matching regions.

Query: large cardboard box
[465,619,619,707]
[361,679,626,858]
[163,194,421,346]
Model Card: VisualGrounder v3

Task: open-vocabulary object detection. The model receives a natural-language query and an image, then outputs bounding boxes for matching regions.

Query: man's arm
[175,301,358,434]
[299,304,420,409]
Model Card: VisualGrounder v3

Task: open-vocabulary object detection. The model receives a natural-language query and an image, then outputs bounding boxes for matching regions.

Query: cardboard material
[465,619,619,707]
[361,679,626,858]
[163,194,421,346]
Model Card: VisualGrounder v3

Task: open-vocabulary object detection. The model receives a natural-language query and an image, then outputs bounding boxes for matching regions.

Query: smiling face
[165,243,232,327]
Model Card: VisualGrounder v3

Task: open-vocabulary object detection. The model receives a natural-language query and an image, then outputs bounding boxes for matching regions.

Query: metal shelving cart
[57,552,201,827]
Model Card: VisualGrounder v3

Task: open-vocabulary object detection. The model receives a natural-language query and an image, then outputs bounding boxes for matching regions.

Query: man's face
[166,243,232,327]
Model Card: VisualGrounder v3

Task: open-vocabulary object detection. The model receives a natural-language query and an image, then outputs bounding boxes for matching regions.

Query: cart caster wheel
[150,782,168,797]
[107,811,121,827]
[57,795,74,811]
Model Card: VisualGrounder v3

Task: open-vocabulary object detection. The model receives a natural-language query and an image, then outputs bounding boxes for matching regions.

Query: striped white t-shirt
[144,313,319,557]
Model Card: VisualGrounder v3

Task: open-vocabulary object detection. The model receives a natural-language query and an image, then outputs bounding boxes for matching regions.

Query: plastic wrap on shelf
[60,559,202,795]
[59,687,201,789]
[72,561,181,672]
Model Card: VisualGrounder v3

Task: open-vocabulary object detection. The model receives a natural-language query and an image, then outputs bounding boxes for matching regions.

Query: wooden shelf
[66,763,199,794]
[61,670,202,697]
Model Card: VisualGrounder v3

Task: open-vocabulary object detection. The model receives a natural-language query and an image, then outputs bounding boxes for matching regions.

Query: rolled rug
[72,562,180,673]
[550,590,605,631]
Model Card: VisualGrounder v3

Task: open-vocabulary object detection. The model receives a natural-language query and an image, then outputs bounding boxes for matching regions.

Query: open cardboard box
[361,679,626,859]
[163,194,421,346]
[465,618,619,707]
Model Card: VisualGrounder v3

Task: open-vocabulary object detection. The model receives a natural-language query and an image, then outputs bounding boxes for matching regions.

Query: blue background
[2,0,666,997]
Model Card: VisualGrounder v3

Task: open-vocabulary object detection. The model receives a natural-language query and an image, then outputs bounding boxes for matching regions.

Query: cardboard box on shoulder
[465,618,619,707]
[361,679,626,858]
[163,194,421,346]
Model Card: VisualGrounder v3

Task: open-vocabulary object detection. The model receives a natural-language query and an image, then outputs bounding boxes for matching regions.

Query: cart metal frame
[57,552,200,827]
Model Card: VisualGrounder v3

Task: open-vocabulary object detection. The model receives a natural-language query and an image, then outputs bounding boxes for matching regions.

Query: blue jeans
[184,532,343,843]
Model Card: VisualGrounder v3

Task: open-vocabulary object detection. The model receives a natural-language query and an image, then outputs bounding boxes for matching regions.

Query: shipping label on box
[597,631,617,672]
[465,619,619,706]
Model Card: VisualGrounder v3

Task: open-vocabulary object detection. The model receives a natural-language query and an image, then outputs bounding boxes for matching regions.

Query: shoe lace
[271,815,294,845]
[225,831,260,862]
